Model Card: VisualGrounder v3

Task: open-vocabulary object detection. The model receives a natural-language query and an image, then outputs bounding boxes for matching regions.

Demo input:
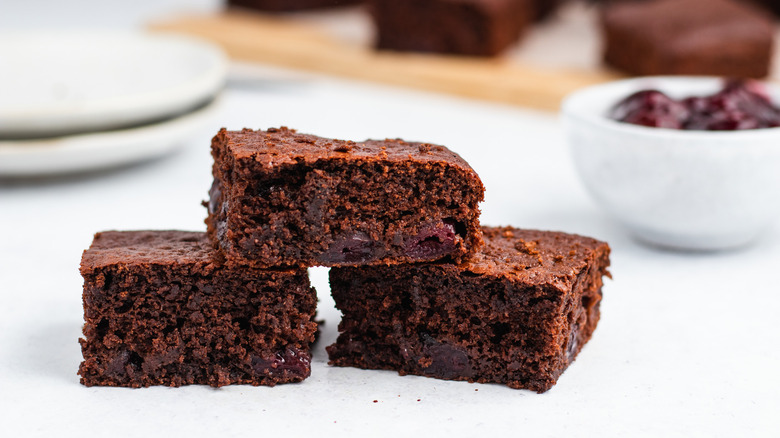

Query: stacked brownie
[79,126,611,392]
[79,231,317,387]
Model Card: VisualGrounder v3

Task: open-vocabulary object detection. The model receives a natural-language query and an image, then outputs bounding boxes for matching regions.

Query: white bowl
[561,76,780,251]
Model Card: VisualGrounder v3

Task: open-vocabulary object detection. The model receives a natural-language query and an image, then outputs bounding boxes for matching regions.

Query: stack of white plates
[0,32,227,176]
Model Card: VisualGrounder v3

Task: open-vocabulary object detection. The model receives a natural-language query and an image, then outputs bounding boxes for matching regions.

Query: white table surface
[1,68,779,437]
[1,1,779,436]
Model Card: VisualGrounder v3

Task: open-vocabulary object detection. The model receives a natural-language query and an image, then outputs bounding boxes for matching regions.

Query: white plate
[0,32,227,138]
[0,99,219,177]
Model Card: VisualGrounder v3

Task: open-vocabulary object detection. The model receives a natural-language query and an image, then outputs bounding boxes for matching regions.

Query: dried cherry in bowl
[561,76,780,251]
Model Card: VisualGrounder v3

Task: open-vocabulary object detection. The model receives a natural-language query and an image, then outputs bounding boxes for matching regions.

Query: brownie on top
[327,226,611,393]
[78,230,317,387]
[207,127,485,269]
[601,0,775,78]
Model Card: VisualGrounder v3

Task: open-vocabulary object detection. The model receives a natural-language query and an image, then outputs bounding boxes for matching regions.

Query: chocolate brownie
[206,127,484,268]
[601,0,775,78]
[370,0,534,56]
[327,226,611,393]
[228,0,363,11]
[78,231,317,387]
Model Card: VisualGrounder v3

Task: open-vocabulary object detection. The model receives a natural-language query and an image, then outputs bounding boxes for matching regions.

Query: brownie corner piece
[78,230,317,388]
[326,226,611,392]
[206,127,485,268]
[600,0,774,78]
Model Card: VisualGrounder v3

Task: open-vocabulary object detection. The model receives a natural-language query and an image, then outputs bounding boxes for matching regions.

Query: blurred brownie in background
[327,227,611,393]
[370,0,534,56]
[228,0,363,12]
[207,128,485,268]
[601,0,774,77]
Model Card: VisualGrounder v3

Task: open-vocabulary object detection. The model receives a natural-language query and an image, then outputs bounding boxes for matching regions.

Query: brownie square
[206,127,484,268]
[370,0,534,56]
[601,0,775,78]
[228,0,363,11]
[78,231,317,387]
[326,226,611,393]
[752,0,780,15]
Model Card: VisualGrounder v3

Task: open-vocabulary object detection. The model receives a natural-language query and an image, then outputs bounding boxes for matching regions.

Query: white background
[1,1,779,436]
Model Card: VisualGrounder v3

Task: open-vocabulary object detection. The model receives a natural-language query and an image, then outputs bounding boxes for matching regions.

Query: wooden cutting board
[151,9,622,111]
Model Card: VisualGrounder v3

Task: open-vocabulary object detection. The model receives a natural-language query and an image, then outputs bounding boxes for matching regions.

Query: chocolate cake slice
[206,127,484,268]
[600,0,774,78]
[327,226,611,393]
[78,231,317,388]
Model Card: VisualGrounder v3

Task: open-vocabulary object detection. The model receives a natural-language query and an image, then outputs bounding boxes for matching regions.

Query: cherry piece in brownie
[601,0,774,78]
[327,226,611,393]
[207,127,484,268]
[370,0,534,56]
[78,231,317,388]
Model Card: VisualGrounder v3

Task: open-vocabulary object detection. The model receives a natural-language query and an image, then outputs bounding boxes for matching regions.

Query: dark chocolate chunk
[327,226,611,393]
